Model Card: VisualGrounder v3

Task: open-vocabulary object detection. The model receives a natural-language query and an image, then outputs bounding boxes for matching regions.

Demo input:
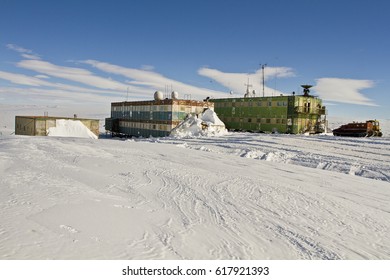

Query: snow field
[1,134,389,259]
[152,133,390,182]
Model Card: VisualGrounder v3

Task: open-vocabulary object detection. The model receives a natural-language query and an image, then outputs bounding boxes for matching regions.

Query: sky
[0,0,389,119]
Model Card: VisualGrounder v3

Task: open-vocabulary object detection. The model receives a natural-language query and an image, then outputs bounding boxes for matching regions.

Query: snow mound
[47,119,98,139]
[170,108,227,138]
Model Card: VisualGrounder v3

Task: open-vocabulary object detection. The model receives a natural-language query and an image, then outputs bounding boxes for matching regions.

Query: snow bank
[47,119,98,139]
[170,108,227,137]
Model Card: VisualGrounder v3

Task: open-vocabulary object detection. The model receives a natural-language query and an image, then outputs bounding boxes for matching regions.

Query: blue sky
[1,0,389,119]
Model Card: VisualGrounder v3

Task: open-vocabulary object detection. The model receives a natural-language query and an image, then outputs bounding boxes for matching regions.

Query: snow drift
[47,119,98,139]
[170,108,227,137]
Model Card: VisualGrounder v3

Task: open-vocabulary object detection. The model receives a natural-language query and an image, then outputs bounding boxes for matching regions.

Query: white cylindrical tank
[171,91,179,99]
[154,91,163,101]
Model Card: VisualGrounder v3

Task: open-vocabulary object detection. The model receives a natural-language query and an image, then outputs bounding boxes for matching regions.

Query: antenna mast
[261,63,267,97]
[245,77,253,97]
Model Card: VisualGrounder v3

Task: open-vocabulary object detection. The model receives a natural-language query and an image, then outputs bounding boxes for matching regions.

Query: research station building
[105,91,213,137]
[211,85,327,134]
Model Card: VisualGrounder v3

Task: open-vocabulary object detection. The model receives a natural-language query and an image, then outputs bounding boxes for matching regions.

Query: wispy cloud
[0,71,51,87]
[0,86,113,105]
[6,44,33,54]
[314,78,377,106]
[2,45,378,107]
[0,70,140,109]
[6,44,41,59]
[82,60,226,99]
[17,59,142,92]
[198,67,295,96]
[0,70,125,95]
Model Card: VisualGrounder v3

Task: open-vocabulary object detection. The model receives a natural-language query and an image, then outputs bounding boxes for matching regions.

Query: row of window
[113,105,173,112]
[112,105,209,113]
[222,117,288,125]
[215,101,288,108]
[112,111,191,121]
[119,121,172,131]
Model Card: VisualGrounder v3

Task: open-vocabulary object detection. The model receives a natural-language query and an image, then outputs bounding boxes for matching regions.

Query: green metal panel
[212,95,325,134]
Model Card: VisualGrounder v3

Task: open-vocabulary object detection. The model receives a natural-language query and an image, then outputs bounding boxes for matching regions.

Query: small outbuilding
[15,116,99,137]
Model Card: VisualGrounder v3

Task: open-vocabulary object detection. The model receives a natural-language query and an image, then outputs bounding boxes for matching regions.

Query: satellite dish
[301,85,313,96]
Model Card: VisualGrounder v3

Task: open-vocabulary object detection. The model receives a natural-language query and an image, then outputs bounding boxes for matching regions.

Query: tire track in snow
[154,133,390,182]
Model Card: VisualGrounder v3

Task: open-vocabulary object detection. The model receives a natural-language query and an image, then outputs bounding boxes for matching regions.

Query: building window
[266,118,271,123]
[248,118,252,123]
[268,102,272,107]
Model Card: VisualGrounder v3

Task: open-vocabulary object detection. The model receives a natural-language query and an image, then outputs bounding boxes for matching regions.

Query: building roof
[111,99,212,106]
[15,116,99,121]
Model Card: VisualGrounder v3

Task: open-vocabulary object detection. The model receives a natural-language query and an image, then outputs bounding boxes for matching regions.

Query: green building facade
[211,94,327,134]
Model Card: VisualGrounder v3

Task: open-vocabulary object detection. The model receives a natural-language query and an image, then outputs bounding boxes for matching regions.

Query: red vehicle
[333,120,382,137]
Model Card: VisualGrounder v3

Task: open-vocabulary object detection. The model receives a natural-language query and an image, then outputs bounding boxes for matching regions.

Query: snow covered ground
[0,105,390,259]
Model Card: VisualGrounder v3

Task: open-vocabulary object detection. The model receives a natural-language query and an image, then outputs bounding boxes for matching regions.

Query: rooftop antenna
[126,87,129,101]
[301,84,312,97]
[260,63,267,97]
[244,77,253,97]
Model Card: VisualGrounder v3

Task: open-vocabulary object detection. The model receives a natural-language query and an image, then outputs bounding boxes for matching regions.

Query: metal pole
[262,64,266,97]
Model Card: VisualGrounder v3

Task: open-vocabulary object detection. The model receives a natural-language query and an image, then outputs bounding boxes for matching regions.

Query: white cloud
[7,44,41,59]
[22,53,41,60]
[0,71,51,87]
[17,59,141,92]
[3,45,378,107]
[0,86,112,104]
[198,67,295,96]
[6,44,33,54]
[314,78,377,106]
[35,74,50,79]
[82,60,226,99]
[0,70,134,104]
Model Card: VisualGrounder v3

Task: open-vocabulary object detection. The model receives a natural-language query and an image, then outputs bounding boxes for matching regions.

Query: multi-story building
[105,91,213,137]
[211,85,327,134]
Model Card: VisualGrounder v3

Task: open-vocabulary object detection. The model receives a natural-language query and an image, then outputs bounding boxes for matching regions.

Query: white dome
[154,91,163,101]
[171,91,179,99]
